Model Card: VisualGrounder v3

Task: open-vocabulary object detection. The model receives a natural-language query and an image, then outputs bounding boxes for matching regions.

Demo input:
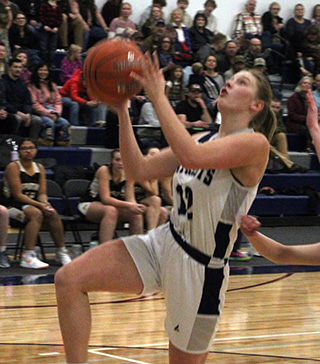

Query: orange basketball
[84,39,144,106]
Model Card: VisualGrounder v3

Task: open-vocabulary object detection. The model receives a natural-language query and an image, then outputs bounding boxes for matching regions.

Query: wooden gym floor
[1,225,320,363]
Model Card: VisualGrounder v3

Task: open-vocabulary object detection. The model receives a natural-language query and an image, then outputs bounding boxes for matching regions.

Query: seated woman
[77,149,146,244]
[188,12,213,58]
[287,76,313,152]
[28,62,71,147]
[0,138,71,269]
[128,147,168,231]
[60,44,83,85]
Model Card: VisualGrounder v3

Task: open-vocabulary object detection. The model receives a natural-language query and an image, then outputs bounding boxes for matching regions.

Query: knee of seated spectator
[0,205,8,218]
[102,205,118,221]
[25,206,44,222]
[147,195,162,208]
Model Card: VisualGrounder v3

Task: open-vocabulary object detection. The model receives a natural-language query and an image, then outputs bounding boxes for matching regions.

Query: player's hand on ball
[240,215,261,236]
[130,52,166,103]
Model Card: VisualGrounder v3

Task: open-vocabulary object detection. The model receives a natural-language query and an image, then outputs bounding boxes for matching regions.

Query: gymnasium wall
[95,0,317,38]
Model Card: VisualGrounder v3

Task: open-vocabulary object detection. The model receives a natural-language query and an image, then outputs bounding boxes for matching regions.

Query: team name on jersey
[176,166,215,186]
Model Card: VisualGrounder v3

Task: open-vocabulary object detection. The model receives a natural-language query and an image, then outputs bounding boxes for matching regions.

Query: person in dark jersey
[77,149,145,244]
[0,138,71,269]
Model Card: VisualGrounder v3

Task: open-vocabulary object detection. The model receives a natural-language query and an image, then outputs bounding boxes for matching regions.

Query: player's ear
[250,99,264,113]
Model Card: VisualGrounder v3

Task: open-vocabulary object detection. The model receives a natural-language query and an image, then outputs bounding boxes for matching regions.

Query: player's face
[111,152,123,172]
[19,141,37,159]
[218,71,260,112]
[174,68,182,79]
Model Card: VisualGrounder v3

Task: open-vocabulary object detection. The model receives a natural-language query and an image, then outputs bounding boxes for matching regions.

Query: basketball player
[55,54,276,364]
[240,215,320,264]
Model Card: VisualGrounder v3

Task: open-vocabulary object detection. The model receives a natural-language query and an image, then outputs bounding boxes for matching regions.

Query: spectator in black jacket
[188,12,213,57]
[11,0,41,36]
[2,58,41,139]
[0,76,19,134]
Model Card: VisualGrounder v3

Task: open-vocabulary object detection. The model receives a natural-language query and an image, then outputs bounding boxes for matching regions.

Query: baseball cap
[130,31,144,40]
[156,19,166,26]
[189,84,202,92]
[233,55,245,64]
[253,58,266,67]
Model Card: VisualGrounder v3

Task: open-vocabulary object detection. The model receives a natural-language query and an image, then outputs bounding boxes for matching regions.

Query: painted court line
[38,352,60,356]
[89,349,152,364]
[214,330,320,342]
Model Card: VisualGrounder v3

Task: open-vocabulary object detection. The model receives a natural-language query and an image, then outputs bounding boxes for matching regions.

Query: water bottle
[89,240,99,249]
[11,140,18,160]
[71,244,82,259]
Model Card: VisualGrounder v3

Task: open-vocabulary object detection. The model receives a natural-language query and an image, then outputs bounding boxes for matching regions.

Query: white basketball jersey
[170,130,259,259]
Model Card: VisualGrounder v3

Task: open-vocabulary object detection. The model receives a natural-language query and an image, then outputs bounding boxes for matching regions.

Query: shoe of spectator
[55,140,71,147]
[281,164,308,173]
[0,251,10,268]
[37,138,54,147]
[95,120,106,127]
[56,248,72,266]
[20,253,49,269]
[229,251,252,261]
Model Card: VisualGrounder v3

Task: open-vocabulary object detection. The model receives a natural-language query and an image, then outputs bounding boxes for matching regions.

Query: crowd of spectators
[0,0,319,145]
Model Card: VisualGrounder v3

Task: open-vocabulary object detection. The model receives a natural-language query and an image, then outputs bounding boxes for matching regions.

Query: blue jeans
[39,29,59,63]
[61,97,80,126]
[40,115,70,141]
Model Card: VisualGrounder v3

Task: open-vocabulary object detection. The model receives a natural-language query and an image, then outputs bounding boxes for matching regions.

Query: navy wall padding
[249,195,319,216]
[310,154,320,171]
[286,133,304,151]
[259,172,320,191]
[36,147,92,166]
[86,127,105,145]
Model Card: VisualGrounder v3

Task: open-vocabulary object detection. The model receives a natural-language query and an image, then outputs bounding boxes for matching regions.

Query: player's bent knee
[104,205,118,220]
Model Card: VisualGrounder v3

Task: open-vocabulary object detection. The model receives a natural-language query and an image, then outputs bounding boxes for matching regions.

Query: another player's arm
[240,216,320,265]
